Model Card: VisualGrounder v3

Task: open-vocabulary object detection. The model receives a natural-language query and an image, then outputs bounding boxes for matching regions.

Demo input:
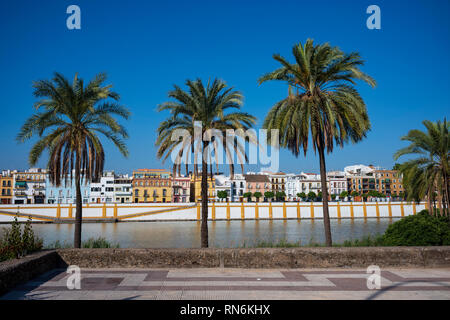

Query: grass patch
[239,235,385,248]
[45,237,120,249]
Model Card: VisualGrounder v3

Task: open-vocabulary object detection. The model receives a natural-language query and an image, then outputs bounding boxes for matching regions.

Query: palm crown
[260,39,375,156]
[17,72,130,185]
[156,78,256,177]
[394,119,449,215]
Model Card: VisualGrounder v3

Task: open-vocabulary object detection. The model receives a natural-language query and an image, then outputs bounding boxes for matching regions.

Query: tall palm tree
[156,78,256,247]
[259,39,376,246]
[17,72,130,248]
[394,119,449,216]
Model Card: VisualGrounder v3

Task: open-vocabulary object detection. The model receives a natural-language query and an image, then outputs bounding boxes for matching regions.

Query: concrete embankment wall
[0,201,426,223]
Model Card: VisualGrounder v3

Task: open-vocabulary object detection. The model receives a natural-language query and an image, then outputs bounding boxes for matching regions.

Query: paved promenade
[1,268,449,300]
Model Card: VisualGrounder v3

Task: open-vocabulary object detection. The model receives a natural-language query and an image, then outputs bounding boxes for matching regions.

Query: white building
[90,171,115,203]
[286,174,303,201]
[214,174,246,202]
[13,168,47,204]
[344,164,375,176]
[113,174,133,203]
[286,171,348,200]
[327,171,348,196]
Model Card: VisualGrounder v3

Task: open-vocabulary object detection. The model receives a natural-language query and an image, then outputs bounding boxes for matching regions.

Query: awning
[15,181,27,187]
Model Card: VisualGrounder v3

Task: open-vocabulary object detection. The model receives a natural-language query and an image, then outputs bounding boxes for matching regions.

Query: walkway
[1,268,449,300]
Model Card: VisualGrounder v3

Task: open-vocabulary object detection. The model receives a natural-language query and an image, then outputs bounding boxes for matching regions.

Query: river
[3,218,399,248]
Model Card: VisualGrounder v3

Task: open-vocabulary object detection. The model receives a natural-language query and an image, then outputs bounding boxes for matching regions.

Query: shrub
[0,216,43,262]
[381,210,450,246]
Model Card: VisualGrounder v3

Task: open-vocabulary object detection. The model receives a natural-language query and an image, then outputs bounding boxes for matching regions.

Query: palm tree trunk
[318,145,332,247]
[200,140,209,248]
[74,151,82,248]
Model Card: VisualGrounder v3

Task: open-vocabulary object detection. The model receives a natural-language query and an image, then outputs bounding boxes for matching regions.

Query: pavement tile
[2,267,450,300]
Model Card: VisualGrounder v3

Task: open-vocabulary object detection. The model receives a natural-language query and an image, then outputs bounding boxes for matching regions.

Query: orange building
[373,168,404,197]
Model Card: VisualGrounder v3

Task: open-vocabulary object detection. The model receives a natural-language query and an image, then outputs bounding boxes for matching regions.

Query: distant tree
[340,191,349,199]
[243,192,253,202]
[297,192,307,201]
[253,192,262,202]
[307,191,316,201]
[276,191,286,202]
[393,163,401,171]
[317,191,323,201]
[264,191,274,202]
[351,191,360,199]
[362,193,369,201]
[331,194,337,201]
[368,190,378,198]
[217,190,228,202]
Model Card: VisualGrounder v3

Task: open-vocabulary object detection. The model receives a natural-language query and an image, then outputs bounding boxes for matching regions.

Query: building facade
[172,175,190,203]
[0,171,13,204]
[214,174,246,202]
[90,171,115,203]
[46,174,90,204]
[13,168,47,204]
[113,174,133,203]
[373,168,404,197]
[133,169,172,203]
[327,171,348,196]
[244,174,271,202]
[345,165,403,197]
[190,173,215,202]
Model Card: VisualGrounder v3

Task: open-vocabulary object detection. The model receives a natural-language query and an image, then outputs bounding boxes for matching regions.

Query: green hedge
[381,210,450,246]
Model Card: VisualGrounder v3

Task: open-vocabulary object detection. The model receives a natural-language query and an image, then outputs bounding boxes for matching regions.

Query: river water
[5,218,399,248]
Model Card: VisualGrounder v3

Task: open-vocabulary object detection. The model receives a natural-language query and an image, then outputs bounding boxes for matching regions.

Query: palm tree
[17,72,130,248]
[259,39,376,246]
[156,78,256,247]
[394,119,449,216]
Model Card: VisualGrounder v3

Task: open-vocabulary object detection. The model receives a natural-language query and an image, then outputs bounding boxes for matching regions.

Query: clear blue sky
[0,0,448,175]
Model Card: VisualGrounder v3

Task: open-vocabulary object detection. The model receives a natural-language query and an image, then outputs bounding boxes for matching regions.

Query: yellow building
[190,173,215,202]
[0,174,13,204]
[132,169,172,203]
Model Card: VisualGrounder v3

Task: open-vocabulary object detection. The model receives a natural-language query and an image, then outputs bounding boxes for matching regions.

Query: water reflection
[11,218,398,248]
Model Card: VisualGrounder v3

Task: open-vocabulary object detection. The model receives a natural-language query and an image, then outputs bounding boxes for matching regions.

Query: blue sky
[0,0,448,175]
